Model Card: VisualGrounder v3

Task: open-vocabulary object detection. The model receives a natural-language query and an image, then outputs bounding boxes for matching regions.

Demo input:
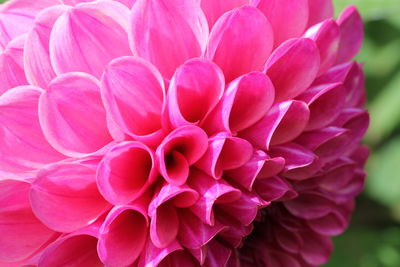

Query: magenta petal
[240,100,310,149]
[165,58,224,129]
[307,0,334,27]
[255,176,297,202]
[300,230,333,265]
[265,38,320,102]
[30,162,110,232]
[39,72,112,157]
[0,180,56,262]
[130,0,208,78]
[156,125,208,185]
[204,240,232,267]
[336,6,363,64]
[284,192,334,219]
[139,239,183,267]
[318,158,356,191]
[205,5,273,82]
[158,250,198,267]
[97,141,157,205]
[252,0,309,47]
[307,211,348,236]
[98,205,148,266]
[200,0,247,27]
[257,155,285,179]
[49,1,131,78]
[216,211,254,248]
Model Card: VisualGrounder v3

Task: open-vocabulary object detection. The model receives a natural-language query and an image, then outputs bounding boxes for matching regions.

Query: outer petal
[130,0,209,78]
[284,192,334,220]
[39,72,112,157]
[307,0,334,27]
[101,56,165,146]
[139,239,183,267]
[0,180,56,263]
[205,5,273,82]
[252,0,309,47]
[30,162,110,233]
[0,86,64,173]
[300,230,333,265]
[265,38,320,102]
[200,0,247,27]
[49,1,131,78]
[61,0,136,7]
[203,240,232,267]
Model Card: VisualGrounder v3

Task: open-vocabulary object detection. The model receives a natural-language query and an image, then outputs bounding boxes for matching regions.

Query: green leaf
[334,0,400,22]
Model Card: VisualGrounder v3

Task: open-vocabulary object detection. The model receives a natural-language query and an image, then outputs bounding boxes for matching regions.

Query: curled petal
[30,162,110,233]
[139,239,183,267]
[257,155,285,179]
[205,5,273,82]
[39,72,112,157]
[49,1,131,78]
[130,0,209,78]
[265,38,320,102]
[255,176,297,202]
[216,210,254,248]
[200,0,247,27]
[284,192,334,220]
[307,0,334,27]
[203,240,232,267]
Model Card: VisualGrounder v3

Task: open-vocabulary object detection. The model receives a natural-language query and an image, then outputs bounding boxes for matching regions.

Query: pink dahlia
[0,0,368,266]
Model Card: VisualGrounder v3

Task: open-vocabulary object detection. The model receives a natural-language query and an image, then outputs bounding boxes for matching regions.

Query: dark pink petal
[255,176,297,202]
[97,141,157,205]
[0,180,56,263]
[98,205,148,266]
[30,162,110,232]
[336,6,363,64]
[24,5,68,88]
[318,158,356,191]
[216,211,254,248]
[156,126,208,185]
[39,72,112,157]
[297,83,345,131]
[284,192,334,219]
[0,35,27,94]
[240,100,310,149]
[101,56,165,146]
[130,0,208,78]
[0,86,64,173]
[300,230,333,265]
[307,211,348,236]
[165,58,224,129]
[252,0,309,47]
[305,19,341,76]
[273,224,303,254]
[49,1,131,78]
[307,0,334,27]
[257,155,285,179]
[158,250,198,267]
[349,145,369,168]
[265,38,320,102]
[138,239,183,267]
[200,0,247,27]
[205,5,273,82]
[203,72,275,134]
[204,240,232,267]
[195,133,253,179]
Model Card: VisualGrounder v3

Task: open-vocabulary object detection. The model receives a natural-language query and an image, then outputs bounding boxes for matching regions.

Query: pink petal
[273,224,303,254]
[257,155,285,179]
[200,0,247,27]
[61,0,137,7]
[203,71,275,134]
[252,0,309,47]
[130,0,208,78]
[0,35,27,94]
[49,1,131,78]
[158,251,198,267]
[343,63,366,108]
[300,230,333,265]
[265,38,320,102]
[39,72,112,157]
[138,239,183,267]
[0,86,64,173]
[318,158,356,191]
[313,61,354,85]
[205,5,273,82]
[297,83,345,131]
[156,125,208,185]
[255,176,297,202]
[165,58,225,129]
[305,19,341,76]
[204,240,232,267]
[284,192,334,219]
[97,141,157,205]
[101,56,165,146]
[307,0,334,27]
[336,6,363,64]
[30,162,110,232]
[98,205,148,266]
[24,5,69,88]
[0,180,56,263]
[307,211,348,236]
[216,211,254,248]
[240,100,310,149]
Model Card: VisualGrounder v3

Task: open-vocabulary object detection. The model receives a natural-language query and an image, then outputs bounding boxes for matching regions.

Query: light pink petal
[300,230,333,265]
[314,61,354,85]
[165,58,225,129]
[297,83,345,131]
[205,5,273,82]
[61,0,137,7]
[98,205,148,266]
[0,86,64,173]
[240,100,310,149]
[139,239,183,267]
[39,72,112,157]
[130,0,208,78]
[336,6,363,64]
[97,141,157,205]
[200,0,247,28]
[204,240,232,267]
[0,35,27,94]
[252,0,309,47]
[156,125,208,185]
[30,162,110,232]
[284,192,334,219]
[305,19,341,76]
[203,71,275,134]
[307,0,334,27]
[0,180,56,263]
[343,63,366,108]
[24,5,69,88]
[265,38,320,102]
[101,56,165,146]
[255,176,297,202]
[49,1,131,78]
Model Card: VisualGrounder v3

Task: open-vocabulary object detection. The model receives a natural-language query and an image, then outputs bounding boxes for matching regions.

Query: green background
[1,0,400,266]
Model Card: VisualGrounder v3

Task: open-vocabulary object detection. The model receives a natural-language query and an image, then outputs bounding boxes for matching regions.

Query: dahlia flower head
[0,0,369,266]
